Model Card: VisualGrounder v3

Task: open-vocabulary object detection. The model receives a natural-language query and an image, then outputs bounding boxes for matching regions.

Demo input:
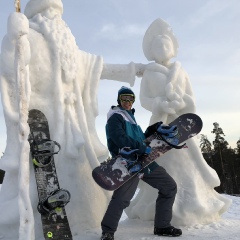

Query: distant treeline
[200,122,240,195]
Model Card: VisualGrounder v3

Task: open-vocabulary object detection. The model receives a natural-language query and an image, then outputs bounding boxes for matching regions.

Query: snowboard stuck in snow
[92,113,203,191]
[28,109,72,240]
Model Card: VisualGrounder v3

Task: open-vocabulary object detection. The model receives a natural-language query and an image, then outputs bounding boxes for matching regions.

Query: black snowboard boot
[154,226,182,237]
[100,232,114,240]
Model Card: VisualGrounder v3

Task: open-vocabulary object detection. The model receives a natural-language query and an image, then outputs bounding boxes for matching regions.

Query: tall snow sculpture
[125,18,232,226]
[0,0,143,239]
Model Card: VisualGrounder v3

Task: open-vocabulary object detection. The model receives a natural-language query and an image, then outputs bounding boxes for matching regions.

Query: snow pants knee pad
[157,178,177,198]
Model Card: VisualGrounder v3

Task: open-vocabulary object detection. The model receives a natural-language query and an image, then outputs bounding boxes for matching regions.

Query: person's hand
[152,98,176,115]
[144,146,152,155]
[135,63,146,77]
[169,99,185,111]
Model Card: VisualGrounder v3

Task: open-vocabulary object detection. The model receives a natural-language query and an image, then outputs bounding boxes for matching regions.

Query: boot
[154,226,182,237]
[100,232,114,240]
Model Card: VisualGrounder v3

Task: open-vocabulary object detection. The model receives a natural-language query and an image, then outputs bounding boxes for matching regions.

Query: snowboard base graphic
[28,109,72,240]
[92,113,202,191]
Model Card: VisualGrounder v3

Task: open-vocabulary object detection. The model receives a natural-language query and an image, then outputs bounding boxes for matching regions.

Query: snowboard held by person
[100,86,182,240]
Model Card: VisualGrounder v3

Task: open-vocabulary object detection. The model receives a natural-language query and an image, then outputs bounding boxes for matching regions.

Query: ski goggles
[119,94,135,103]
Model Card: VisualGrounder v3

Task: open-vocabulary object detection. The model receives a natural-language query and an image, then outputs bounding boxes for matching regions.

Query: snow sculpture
[125,18,232,226]
[0,0,143,239]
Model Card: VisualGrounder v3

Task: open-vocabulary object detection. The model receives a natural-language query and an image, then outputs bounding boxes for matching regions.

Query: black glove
[145,121,163,138]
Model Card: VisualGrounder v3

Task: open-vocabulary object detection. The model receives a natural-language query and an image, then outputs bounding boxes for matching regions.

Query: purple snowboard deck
[92,113,202,191]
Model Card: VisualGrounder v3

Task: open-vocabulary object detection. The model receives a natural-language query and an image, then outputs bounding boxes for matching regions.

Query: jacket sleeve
[107,113,147,155]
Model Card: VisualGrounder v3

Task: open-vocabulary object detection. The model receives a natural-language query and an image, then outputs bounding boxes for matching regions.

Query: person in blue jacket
[100,86,182,240]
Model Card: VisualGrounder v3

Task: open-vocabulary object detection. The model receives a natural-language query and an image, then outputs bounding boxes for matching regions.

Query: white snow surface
[0,184,239,240]
[82,194,240,240]
[0,1,236,240]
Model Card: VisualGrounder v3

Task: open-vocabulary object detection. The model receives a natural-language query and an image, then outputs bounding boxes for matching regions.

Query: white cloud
[97,23,146,41]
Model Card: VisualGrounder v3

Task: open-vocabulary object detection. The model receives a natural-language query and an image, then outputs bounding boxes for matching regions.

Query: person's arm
[107,113,146,154]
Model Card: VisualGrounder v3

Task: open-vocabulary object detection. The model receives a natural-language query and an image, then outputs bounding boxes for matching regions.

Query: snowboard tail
[92,113,203,191]
[28,109,72,240]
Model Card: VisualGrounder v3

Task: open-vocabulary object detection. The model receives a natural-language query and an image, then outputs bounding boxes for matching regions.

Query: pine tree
[212,122,229,152]
[200,134,213,167]
[236,139,240,156]
[200,134,212,153]
[211,122,230,193]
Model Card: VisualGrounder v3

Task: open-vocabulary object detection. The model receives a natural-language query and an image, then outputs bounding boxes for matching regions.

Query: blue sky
[0,0,240,155]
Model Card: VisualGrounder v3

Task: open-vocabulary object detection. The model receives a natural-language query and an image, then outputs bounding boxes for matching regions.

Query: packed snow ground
[77,194,240,240]
[1,183,238,240]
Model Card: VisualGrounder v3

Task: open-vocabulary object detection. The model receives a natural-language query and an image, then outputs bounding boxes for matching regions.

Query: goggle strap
[120,94,135,97]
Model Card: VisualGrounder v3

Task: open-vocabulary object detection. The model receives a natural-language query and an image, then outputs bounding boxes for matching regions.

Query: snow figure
[125,18,232,226]
[0,0,143,239]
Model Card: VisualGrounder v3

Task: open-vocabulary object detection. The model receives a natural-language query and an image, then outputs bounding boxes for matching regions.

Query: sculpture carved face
[150,35,174,64]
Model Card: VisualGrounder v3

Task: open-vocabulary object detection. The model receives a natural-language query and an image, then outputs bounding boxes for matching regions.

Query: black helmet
[117,86,135,105]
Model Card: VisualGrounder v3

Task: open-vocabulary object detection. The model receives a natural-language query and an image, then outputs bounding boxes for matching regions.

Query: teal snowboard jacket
[106,106,159,174]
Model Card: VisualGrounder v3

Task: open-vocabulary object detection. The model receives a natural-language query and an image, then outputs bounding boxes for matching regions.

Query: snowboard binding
[29,136,61,167]
[157,124,186,149]
[37,189,71,215]
[119,147,142,174]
